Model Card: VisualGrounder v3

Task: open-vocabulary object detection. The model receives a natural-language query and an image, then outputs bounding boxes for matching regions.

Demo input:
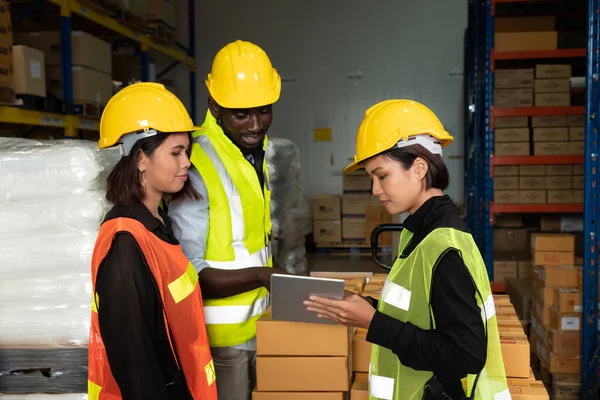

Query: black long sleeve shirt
[366,195,487,400]
[95,204,192,400]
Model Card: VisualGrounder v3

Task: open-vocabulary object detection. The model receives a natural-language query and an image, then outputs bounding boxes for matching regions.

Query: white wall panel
[195,0,467,204]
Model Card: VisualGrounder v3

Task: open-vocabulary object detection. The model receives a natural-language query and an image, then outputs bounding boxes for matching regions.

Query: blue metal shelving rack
[465,0,600,397]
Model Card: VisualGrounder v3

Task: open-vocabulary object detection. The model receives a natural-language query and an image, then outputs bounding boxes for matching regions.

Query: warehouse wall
[194,0,468,205]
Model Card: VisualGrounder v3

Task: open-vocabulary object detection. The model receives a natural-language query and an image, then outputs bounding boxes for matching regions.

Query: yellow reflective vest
[369,227,510,400]
[189,110,272,348]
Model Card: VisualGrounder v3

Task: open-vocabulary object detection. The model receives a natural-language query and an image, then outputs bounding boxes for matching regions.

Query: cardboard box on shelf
[535,93,571,107]
[350,380,368,400]
[518,261,534,279]
[519,165,546,176]
[550,308,581,332]
[0,0,10,22]
[519,176,545,190]
[496,116,529,128]
[495,177,519,190]
[568,115,585,127]
[495,88,534,108]
[549,354,581,374]
[495,214,524,228]
[545,176,572,190]
[533,142,569,156]
[495,31,557,52]
[534,78,570,93]
[495,69,534,89]
[46,66,112,105]
[365,220,391,246]
[531,115,567,127]
[12,45,45,97]
[494,228,530,252]
[552,374,581,399]
[568,141,584,155]
[547,190,575,204]
[500,333,531,378]
[147,0,176,28]
[495,166,519,176]
[574,190,584,203]
[573,175,584,190]
[535,265,579,288]
[342,217,366,240]
[495,142,530,156]
[313,195,341,220]
[549,330,581,354]
[554,288,582,313]
[545,165,573,176]
[569,127,585,141]
[0,61,13,89]
[495,191,520,204]
[342,174,371,192]
[352,333,371,373]
[536,65,572,79]
[313,220,342,243]
[342,193,371,215]
[508,382,549,399]
[533,250,575,265]
[519,190,546,204]
[495,128,530,142]
[532,127,569,142]
[494,261,518,284]
[495,16,556,32]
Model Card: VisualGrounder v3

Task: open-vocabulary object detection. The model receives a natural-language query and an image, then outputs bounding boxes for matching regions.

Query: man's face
[209,98,273,152]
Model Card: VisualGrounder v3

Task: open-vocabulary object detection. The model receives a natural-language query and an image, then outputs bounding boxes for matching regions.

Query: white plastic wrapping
[0,395,88,399]
[266,138,311,275]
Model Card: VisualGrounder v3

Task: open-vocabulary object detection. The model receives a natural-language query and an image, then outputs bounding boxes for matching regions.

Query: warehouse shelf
[0,106,99,133]
[465,1,598,396]
[491,155,584,165]
[492,48,587,62]
[492,106,586,118]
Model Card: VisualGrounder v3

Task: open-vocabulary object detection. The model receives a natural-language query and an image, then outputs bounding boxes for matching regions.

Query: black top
[95,204,192,400]
[366,195,487,400]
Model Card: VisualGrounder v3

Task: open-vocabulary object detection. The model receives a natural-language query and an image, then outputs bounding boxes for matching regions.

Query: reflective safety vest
[189,109,272,348]
[88,217,218,400]
[369,227,511,400]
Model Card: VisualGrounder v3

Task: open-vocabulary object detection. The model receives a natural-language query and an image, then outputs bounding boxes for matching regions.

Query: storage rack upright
[1,0,197,138]
[464,0,599,398]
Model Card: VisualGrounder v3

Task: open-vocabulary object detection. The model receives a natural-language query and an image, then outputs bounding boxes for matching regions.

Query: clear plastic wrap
[266,138,311,275]
[0,395,88,399]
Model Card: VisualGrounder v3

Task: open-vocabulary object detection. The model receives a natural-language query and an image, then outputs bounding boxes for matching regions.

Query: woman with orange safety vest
[305,100,510,400]
[88,82,218,400]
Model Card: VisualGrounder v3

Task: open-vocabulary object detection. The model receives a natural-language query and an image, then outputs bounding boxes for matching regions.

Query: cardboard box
[313,195,341,220]
[342,194,371,215]
[496,177,519,190]
[569,127,585,141]
[46,66,112,105]
[545,176,572,190]
[533,250,575,266]
[547,190,575,204]
[534,78,570,93]
[536,65,572,79]
[497,315,523,328]
[574,190,584,203]
[496,166,520,176]
[494,261,519,283]
[495,190,520,204]
[342,217,366,240]
[0,41,10,65]
[551,308,581,332]
[519,176,545,190]
[546,165,573,176]
[253,392,343,400]
[532,127,569,142]
[12,45,45,97]
[496,116,529,128]
[495,88,534,108]
[531,115,567,127]
[350,380,368,400]
[256,314,351,356]
[552,374,581,399]
[549,330,581,354]
[549,354,581,374]
[343,174,371,192]
[535,93,571,107]
[0,0,10,23]
[365,220,391,246]
[519,165,546,176]
[495,128,530,142]
[495,69,534,89]
[508,382,549,399]
[495,16,556,32]
[313,220,342,243]
[520,190,546,204]
[494,229,529,252]
[534,142,568,156]
[568,141,584,155]
[568,115,585,127]
[495,142,530,156]
[147,0,176,27]
[256,356,350,392]
[573,175,584,190]
[0,61,12,88]
[500,334,531,378]
[518,260,534,279]
[495,31,557,52]
[535,265,579,287]
[352,333,371,372]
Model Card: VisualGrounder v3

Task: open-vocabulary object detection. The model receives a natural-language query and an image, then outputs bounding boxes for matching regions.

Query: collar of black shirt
[103,203,179,244]
[402,195,459,234]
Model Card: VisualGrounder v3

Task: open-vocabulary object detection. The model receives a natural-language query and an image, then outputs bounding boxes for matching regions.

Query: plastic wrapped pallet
[0,138,117,394]
[0,395,88,399]
[265,138,311,275]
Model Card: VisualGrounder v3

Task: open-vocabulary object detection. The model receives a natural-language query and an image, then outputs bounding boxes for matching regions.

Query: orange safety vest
[88,217,218,400]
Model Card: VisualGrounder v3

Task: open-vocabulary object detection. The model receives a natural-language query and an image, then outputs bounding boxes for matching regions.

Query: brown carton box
[350,380,368,400]
[495,31,557,52]
[342,174,371,192]
[495,69,534,89]
[352,333,371,372]
[532,127,569,142]
[313,195,341,220]
[574,190,584,203]
[568,115,585,127]
[554,288,582,313]
[535,93,571,107]
[494,261,519,283]
[495,128,530,142]
[313,220,342,243]
[495,88,534,108]
[534,142,568,156]
[573,175,584,190]
[508,382,549,399]
[342,193,371,215]
[495,177,519,190]
[520,190,546,204]
[256,356,350,391]
[533,251,575,266]
[519,176,545,190]
[365,220,391,246]
[531,115,567,127]
[496,166,519,176]
[535,265,579,287]
[496,116,529,128]
[495,191,520,204]
[547,190,574,204]
[545,165,573,176]
[12,45,45,97]
[568,141,584,155]
[495,16,556,32]
[518,260,534,279]
[46,66,112,105]
[494,229,529,252]
[551,308,581,332]
[549,330,581,354]
[534,78,570,93]
[342,217,366,240]
[495,142,530,156]
[0,61,12,89]
[519,165,546,176]
[536,65,572,79]
[569,127,585,141]
[545,176,572,190]
[549,354,581,374]
[500,333,531,378]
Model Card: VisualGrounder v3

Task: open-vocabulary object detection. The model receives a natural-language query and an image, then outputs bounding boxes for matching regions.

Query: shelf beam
[493,106,586,118]
[492,48,587,62]
[0,107,98,131]
[490,203,584,214]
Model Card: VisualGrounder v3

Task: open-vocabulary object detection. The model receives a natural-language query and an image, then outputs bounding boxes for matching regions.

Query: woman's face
[138,132,191,196]
[364,153,428,215]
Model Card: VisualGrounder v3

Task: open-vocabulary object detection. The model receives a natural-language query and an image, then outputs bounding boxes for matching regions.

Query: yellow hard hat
[344,100,454,172]
[206,40,281,109]
[98,82,200,155]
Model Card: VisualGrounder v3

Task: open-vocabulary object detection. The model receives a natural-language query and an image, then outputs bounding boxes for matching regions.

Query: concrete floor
[306,252,394,273]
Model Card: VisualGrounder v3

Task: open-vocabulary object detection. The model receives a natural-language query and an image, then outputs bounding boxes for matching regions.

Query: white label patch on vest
[369,375,395,400]
[480,293,496,321]
[494,388,512,400]
[381,281,411,311]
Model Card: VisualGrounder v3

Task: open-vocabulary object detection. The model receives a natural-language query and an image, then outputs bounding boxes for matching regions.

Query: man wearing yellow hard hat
[168,40,283,400]
[305,100,509,399]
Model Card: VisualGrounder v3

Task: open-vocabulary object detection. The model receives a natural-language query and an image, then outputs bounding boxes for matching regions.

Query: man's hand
[257,266,289,291]
[304,292,376,330]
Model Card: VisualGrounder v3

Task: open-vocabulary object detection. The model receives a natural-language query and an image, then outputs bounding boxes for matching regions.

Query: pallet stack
[0,0,13,103]
[146,0,176,44]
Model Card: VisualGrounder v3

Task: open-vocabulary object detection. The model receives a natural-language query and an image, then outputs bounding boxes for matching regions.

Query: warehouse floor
[307,253,393,273]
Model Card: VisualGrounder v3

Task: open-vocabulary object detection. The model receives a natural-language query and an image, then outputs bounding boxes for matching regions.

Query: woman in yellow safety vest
[305,100,510,400]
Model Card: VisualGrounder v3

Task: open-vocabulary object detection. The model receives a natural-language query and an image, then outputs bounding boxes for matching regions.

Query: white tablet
[270,273,346,325]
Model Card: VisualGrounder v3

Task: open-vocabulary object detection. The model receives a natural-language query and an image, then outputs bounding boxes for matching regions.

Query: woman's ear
[412,157,429,181]
[137,149,147,172]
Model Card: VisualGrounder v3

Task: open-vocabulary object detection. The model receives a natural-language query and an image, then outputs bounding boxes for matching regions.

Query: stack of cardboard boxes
[492,222,534,284]
[0,0,12,102]
[528,234,582,398]
[494,16,557,53]
[312,194,342,243]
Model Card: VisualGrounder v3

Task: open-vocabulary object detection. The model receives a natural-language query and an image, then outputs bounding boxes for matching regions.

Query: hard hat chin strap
[395,134,443,156]
[117,129,160,157]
